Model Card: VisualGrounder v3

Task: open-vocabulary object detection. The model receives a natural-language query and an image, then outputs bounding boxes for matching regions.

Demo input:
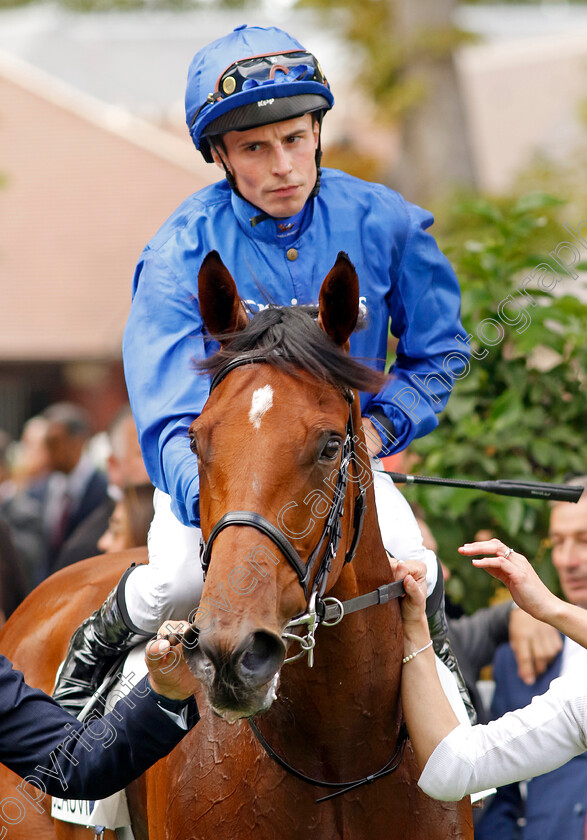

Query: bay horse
[0,252,473,839]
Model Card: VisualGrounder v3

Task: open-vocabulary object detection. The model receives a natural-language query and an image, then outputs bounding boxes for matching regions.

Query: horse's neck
[329,484,402,675]
[331,450,397,611]
[272,477,403,761]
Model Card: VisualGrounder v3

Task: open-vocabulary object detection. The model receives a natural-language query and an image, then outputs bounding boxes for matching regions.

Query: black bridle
[199,352,406,652]
[199,353,368,605]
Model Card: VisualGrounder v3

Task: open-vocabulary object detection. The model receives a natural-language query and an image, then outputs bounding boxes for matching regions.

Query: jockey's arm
[361,199,469,457]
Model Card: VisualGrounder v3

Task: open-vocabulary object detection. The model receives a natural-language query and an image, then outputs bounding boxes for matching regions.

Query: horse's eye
[189,435,199,456]
[320,438,341,461]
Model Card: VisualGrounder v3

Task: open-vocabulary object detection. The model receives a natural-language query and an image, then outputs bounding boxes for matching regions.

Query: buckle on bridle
[319,596,344,626]
[283,592,319,667]
[282,593,346,667]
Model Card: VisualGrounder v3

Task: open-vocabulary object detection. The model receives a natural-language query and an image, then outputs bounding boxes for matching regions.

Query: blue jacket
[0,655,198,802]
[476,641,587,840]
[123,169,468,527]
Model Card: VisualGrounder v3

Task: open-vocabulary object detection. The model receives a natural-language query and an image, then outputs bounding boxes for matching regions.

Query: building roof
[0,5,346,131]
[0,50,214,361]
[0,8,355,363]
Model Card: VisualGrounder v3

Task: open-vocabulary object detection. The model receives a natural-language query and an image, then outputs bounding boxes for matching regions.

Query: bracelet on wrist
[402,639,433,665]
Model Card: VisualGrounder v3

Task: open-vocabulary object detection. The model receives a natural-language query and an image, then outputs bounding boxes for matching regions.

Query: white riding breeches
[123,468,438,634]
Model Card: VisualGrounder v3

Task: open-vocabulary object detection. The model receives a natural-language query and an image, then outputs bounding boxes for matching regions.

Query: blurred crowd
[0,402,154,629]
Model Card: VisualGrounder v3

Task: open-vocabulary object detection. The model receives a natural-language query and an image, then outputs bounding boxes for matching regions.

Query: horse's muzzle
[184,628,286,719]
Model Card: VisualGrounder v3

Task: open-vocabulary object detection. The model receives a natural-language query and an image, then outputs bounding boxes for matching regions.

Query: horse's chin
[210,672,280,722]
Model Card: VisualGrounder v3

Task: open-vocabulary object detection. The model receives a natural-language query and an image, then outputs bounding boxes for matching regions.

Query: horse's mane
[197,305,387,394]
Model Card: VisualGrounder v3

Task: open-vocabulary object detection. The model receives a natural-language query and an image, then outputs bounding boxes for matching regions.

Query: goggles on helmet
[190,50,328,130]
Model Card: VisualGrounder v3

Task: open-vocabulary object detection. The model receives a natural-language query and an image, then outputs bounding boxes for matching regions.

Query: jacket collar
[231,191,313,244]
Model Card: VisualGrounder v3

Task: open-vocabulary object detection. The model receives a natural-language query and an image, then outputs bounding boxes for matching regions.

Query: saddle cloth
[51,645,148,836]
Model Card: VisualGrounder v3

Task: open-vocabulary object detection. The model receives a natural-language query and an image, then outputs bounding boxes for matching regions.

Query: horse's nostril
[181,623,200,652]
[236,631,285,686]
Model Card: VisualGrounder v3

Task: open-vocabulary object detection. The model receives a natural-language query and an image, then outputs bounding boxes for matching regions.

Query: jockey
[53,25,473,721]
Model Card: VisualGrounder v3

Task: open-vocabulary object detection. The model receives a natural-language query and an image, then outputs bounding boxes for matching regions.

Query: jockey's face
[212,114,319,218]
[550,497,587,609]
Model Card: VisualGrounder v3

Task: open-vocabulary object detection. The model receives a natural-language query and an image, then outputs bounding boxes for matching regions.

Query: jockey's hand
[146,620,198,700]
[509,609,563,685]
[362,417,383,458]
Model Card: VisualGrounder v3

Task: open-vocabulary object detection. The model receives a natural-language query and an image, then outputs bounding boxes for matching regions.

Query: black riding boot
[52,568,150,717]
[426,562,477,725]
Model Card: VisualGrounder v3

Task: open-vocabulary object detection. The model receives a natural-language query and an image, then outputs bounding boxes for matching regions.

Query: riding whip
[384,473,584,503]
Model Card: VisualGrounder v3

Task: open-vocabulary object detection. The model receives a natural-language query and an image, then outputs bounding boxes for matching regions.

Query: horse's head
[183,251,386,720]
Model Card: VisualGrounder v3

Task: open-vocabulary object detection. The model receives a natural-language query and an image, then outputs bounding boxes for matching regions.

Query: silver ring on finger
[503,547,513,559]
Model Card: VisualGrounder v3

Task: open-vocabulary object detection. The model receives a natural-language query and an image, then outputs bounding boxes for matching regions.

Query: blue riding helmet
[186,24,334,163]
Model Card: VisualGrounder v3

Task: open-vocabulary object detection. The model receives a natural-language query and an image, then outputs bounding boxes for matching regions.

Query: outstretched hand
[458,539,559,623]
[146,620,199,700]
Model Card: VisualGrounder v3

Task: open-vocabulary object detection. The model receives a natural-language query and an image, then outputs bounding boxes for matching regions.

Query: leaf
[529,437,553,467]
[511,192,566,215]
[504,498,526,536]
[455,198,504,224]
[488,392,523,431]
[444,394,477,423]
[549,295,587,317]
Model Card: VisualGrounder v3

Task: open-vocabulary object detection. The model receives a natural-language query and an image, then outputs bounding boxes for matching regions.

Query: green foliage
[298,0,474,120]
[402,192,587,611]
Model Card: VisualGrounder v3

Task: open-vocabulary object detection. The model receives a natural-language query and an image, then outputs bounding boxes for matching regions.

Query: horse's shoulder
[0,547,148,691]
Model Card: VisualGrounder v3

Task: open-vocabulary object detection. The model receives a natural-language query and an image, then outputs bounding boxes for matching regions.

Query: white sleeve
[371,468,438,595]
[157,704,189,730]
[418,672,587,801]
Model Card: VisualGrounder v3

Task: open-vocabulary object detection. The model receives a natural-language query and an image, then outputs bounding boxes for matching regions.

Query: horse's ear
[318,252,359,347]
[198,251,248,338]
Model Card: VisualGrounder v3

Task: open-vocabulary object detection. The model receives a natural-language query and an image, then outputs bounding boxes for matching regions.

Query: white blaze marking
[249,385,274,430]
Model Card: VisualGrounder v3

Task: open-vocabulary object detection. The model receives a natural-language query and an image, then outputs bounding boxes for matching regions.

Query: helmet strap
[209,138,245,201]
[310,164,322,201]
[309,114,325,200]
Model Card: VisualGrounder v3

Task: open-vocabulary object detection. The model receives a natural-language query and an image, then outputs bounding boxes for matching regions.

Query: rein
[248,719,408,803]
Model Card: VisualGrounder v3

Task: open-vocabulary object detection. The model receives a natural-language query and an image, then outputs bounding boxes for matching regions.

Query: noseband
[199,353,367,609]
